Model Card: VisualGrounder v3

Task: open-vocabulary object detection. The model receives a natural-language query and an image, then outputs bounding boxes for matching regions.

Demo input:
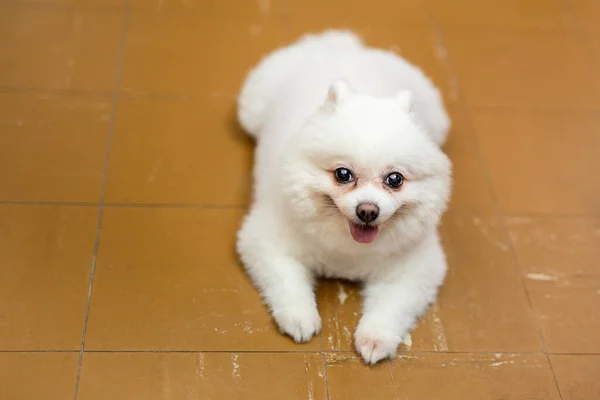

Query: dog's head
[281,80,452,248]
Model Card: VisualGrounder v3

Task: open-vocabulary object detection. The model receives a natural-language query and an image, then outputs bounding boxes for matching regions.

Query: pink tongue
[349,223,379,243]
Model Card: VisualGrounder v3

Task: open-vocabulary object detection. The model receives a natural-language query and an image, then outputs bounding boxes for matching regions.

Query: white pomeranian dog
[236,30,452,364]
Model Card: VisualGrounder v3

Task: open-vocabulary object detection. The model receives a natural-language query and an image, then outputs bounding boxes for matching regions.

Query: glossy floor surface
[1,0,599,399]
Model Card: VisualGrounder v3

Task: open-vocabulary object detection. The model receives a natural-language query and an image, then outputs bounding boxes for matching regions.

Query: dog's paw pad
[354,330,399,365]
[273,306,322,343]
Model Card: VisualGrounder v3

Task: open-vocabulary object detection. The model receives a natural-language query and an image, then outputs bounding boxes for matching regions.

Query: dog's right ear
[324,80,352,110]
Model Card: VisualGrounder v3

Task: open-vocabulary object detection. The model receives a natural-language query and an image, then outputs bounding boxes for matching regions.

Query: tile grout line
[0,1,122,11]
[4,88,600,117]
[0,200,248,209]
[3,82,600,116]
[419,0,489,359]
[71,1,131,399]
[470,104,600,116]
[317,304,330,399]
[83,349,324,354]
[0,201,100,207]
[420,3,565,399]
[545,354,565,400]
[0,87,115,96]
[543,4,590,399]
[5,201,600,219]
[543,5,587,399]
[426,3,551,353]
[455,72,571,400]
[499,1,593,399]
[433,16,566,400]
[387,361,401,400]
[317,318,331,400]
[320,351,331,400]
[0,86,238,100]
[0,350,81,353]
[1,348,598,355]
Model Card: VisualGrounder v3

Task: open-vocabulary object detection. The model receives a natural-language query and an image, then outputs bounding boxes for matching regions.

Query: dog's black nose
[356,202,379,223]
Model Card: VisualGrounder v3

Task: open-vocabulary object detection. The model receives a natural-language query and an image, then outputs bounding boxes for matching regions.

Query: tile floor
[1,0,599,399]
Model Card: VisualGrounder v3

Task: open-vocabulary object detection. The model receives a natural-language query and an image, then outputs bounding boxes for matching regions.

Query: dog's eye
[385,172,404,189]
[334,167,353,184]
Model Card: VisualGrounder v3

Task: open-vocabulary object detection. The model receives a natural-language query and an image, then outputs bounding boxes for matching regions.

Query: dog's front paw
[273,305,322,343]
[354,327,400,365]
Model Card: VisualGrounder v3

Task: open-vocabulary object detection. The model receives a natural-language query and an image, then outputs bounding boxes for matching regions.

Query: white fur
[237,30,452,364]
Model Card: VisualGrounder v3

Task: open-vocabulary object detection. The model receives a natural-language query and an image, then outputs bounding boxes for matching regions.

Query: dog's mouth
[349,222,379,244]
[323,195,380,243]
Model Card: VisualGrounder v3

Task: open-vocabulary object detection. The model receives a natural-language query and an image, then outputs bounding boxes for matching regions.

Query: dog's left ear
[324,80,352,109]
[395,90,413,111]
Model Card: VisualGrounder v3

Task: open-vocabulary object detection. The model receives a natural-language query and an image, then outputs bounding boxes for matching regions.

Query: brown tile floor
[0,0,599,399]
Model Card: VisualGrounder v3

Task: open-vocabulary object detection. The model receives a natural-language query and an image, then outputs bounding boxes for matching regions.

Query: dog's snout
[356,202,379,223]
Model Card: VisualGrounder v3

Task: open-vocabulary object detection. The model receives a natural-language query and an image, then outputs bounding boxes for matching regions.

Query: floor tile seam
[421,0,553,358]
[71,1,131,399]
[446,54,553,357]
[427,23,579,32]
[471,105,600,116]
[316,318,331,399]
[0,201,246,209]
[2,349,598,356]
[320,351,331,400]
[3,202,600,221]
[0,1,293,15]
[4,86,600,115]
[0,87,238,100]
[546,353,566,400]
[0,1,127,12]
[422,22,586,36]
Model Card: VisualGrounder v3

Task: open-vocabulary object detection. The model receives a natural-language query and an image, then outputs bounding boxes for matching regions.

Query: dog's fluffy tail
[237,30,362,139]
